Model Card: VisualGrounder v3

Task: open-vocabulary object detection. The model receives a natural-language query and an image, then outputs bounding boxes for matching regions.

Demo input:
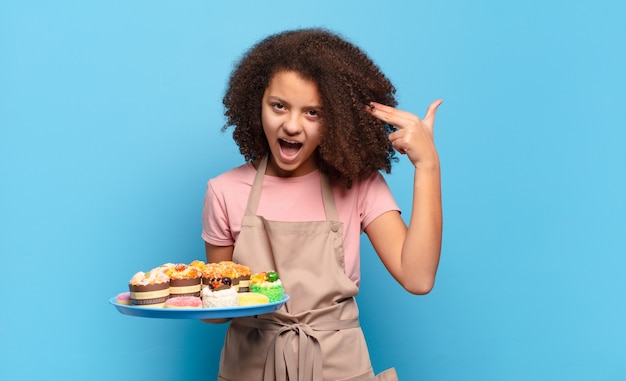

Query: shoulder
[208,162,255,192]
[332,171,397,210]
[333,171,391,198]
[334,171,398,227]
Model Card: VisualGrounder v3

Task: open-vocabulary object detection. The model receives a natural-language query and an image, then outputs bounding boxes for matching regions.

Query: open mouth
[279,138,302,157]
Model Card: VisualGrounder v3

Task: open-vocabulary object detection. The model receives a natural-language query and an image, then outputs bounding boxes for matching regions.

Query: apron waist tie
[234,317,360,381]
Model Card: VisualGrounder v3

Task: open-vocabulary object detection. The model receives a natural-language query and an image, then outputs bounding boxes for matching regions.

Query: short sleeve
[201,180,235,246]
[359,172,400,231]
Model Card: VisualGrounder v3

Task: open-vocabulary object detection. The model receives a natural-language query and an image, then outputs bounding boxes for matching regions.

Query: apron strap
[245,155,339,221]
[319,168,339,221]
[245,156,269,217]
[234,317,360,381]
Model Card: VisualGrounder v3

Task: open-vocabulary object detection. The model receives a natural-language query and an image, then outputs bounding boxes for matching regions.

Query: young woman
[202,28,443,381]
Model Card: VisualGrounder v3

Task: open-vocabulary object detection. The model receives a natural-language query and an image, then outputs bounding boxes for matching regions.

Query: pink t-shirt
[201,162,400,286]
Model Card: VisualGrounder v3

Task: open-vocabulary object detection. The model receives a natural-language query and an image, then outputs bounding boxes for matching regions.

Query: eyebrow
[265,95,322,110]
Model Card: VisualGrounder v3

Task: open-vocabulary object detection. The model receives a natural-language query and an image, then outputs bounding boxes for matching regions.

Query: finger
[367,102,418,128]
[423,99,443,125]
[368,102,416,120]
[388,135,407,154]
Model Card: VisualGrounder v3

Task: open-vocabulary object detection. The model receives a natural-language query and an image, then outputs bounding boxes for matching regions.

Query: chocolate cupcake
[165,264,202,298]
[218,261,251,293]
[128,271,170,307]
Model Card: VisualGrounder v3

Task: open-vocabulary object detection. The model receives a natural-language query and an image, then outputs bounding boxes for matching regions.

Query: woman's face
[261,70,323,177]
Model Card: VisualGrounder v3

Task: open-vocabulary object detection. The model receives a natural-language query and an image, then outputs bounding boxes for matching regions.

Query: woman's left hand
[367,100,443,168]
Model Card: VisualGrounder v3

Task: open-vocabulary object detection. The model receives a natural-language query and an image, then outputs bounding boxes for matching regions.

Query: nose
[282,114,303,136]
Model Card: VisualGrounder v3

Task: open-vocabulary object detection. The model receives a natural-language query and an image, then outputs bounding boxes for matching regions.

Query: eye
[306,109,320,118]
[272,102,286,111]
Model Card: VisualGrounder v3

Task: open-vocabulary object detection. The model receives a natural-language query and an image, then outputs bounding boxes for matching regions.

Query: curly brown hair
[222,28,398,187]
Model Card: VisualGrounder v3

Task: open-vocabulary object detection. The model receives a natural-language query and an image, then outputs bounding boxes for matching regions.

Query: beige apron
[217,156,398,381]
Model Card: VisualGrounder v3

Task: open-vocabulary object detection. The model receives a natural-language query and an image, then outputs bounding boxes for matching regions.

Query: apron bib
[216,156,398,381]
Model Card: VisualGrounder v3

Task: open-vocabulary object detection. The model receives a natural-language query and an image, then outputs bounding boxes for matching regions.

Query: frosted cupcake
[201,270,238,308]
[128,270,170,307]
[165,263,202,298]
[250,271,284,303]
[202,262,228,290]
[201,286,238,308]
[221,261,251,293]
[201,274,235,308]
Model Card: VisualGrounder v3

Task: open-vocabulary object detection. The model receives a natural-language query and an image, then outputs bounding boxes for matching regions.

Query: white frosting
[129,270,170,286]
[201,286,238,308]
[254,279,283,288]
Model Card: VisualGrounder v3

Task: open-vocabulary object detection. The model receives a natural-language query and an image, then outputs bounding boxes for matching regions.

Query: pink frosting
[115,292,130,301]
[164,296,202,308]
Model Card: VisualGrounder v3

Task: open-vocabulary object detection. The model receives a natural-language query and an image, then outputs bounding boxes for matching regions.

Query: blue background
[1,1,625,380]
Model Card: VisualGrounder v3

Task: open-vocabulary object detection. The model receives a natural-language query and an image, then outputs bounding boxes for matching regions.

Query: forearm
[400,162,443,294]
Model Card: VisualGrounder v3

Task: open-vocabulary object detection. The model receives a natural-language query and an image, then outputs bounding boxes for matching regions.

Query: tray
[110,294,289,319]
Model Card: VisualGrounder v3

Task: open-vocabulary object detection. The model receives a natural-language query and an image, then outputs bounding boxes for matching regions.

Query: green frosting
[250,284,284,303]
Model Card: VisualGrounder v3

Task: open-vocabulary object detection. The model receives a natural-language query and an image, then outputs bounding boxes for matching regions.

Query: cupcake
[250,271,284,303]
[201,262,227,290]
[221,261,251,293]
[202,286,238,308]
[165,263,202,298]
[218,262,239,290]
[201,268,238,308]
[128,270,170,307]
[202,261,252,293]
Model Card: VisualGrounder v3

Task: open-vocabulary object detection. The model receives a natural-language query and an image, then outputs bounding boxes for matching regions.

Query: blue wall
[1,1,625,380]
